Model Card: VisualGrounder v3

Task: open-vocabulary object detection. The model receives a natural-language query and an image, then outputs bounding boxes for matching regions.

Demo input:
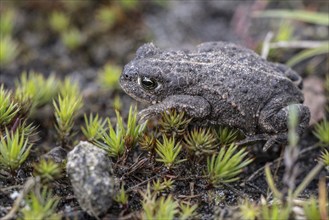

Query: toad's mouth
[132,93,162,105]
[120,82,162,105]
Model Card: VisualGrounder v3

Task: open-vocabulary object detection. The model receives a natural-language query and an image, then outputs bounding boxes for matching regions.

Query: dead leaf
[303,76,327,125]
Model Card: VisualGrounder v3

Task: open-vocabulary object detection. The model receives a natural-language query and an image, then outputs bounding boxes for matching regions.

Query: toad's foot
[138,95,211,123]
[236,133,287,151]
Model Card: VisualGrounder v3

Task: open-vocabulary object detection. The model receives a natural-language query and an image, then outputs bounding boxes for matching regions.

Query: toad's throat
[123,88,160,105]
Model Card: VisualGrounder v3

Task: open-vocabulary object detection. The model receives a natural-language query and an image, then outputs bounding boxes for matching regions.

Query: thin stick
[246,144,319,182]
[293,163,323,198]
[1,177,36,220]
[126,171,167,193]
[222,183,251,199]
[270,41,326,49]
[261,32,274,59]
[0,185,23,192]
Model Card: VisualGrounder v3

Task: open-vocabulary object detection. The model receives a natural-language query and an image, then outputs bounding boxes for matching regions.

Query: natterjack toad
[120,42,310,150]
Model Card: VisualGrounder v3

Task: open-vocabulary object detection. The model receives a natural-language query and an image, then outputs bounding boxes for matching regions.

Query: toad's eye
[138,76,158,90]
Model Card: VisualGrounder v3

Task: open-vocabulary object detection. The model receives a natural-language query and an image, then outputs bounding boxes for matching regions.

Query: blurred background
[0,0,328,96]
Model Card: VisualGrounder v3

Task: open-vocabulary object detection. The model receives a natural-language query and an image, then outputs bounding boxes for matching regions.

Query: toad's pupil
[141,77,157,90]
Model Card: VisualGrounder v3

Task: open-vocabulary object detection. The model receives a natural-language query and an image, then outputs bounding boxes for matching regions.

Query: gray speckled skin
[120,42,310,150]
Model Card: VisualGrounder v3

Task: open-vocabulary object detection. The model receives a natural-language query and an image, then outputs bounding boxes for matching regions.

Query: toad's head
[120,43,190,105]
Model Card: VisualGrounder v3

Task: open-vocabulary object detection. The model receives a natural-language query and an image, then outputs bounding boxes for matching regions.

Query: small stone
[66,141,119,217]
[41,146,67,163]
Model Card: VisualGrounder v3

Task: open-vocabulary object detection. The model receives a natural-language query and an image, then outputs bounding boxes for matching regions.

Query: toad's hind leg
[259,103,310,151]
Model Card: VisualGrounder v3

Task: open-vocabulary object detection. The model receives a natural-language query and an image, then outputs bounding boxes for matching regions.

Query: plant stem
[292,163,324,198]
[265,163,282,199]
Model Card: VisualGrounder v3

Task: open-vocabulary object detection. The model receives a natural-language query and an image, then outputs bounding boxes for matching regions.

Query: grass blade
[286,43,329,67]
[253,10,329,26]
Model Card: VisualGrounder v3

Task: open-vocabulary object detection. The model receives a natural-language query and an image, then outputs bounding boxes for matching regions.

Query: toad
[120,42,310,150]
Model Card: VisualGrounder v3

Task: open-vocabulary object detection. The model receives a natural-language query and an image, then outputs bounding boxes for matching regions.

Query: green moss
[215,126,240,146]
[260,202,290,220]
[59,77,81,99]
[303,197,322,220]
[96,112,125,158]
[206,144,253,185]
[155,135,186,169]
[179,202,198,220]
[61,28,84,50]
[142,194,179,220]
[139,133,156,152]
[96,7,118,29]
[15,72,59,115]
[184,128,217,156]
[114,183,128,205]
[0,129,32,171]
[98,63,122,89]
[21,187,61,220]
[319,149,329,168]
[159,109,191,137]
[49,11,70,33]
[152,178,174,194]
[119,0,139,10]
[238,200,259,220]
[313,119,329,145]
[0,36,19,67]
[33,159,63,182]
[0,9,15,36]
[81,113,106,142]
[113,95,122,111]
[125,105,147,148]
[0,85,19,126]
[53,95,83,147]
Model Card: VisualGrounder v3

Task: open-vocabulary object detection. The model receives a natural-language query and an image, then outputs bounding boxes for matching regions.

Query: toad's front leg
[138,95,211,122]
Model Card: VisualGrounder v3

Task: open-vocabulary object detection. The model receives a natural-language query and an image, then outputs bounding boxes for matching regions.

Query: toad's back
[148,42,304,133]
[149,41,304,103]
